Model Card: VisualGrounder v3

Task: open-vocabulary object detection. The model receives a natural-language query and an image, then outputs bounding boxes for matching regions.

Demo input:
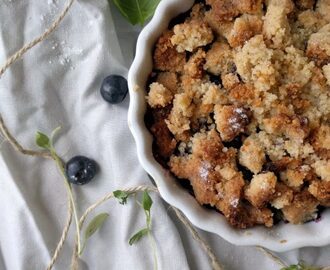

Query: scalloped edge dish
[127,0,330,252]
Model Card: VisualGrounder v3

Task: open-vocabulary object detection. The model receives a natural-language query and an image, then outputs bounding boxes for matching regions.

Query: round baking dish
[127,0,330,252]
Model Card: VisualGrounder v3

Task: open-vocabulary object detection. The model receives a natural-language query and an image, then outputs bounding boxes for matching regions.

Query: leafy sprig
[281,262,322,270]
[80,213,109,255]
[112,0,160,25]
[36,129,83,253]
[113,190,130,205]
[129,191,153,245]
[114,190,158,270]
[36,129,108,256]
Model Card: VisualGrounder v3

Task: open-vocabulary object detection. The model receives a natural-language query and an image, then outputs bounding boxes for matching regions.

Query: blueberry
[66,156,97,185]
[207,72,222,86]
[100,75,128,104]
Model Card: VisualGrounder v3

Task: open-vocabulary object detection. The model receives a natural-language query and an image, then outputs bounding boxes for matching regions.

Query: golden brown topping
[150,120,177,159]
[312,160,330,181]
[207,13,235,39]
[271,183,294,209]
[306,24,330,66]
[206,0,263,22]
[171,20,214,52]
[297,10,326,32]
[147,83,173,108]
[311,124,330,151]
[228,14,263,47]
[282,190,319,224]
[169,130,237,207]
[245,172,277,208]
[204,41,234,75]
[153,30,186,72]
[316,0,330,22]
[228,83,256,104]
[191,129,224,160]
[309,180,330,206]
[295,0,315,9]
[235,35,278,91]
[263,0,293,48]
[280,164,310,189]
[147,0,330,228]
[165,93,194,137]
[214,105,251,141]
[202,84,228,105]
[190,3,206,19]
[184,49,206,79]
[263,114,310,141]
[156,72,179,94]
[239,135,266,173]
[322,64,330,85]
[222,73,241,90]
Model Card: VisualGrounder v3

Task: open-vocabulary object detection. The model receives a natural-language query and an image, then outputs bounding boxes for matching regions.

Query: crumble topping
[147,82,173,108]
[245,172,277,208]
[239,134,266,174]
[146,0,330,228]
[214,105,251,141]
[171,20,214,52]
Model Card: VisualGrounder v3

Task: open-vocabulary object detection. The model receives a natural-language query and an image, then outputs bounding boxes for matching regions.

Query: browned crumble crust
[146,0,330,228]
[153,30,186,72]
[295,0,315,9]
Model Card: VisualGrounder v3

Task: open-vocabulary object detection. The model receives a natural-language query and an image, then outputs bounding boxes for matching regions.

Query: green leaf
[298,262,322,270]
[84,213,109,240]
[35,132,50,149]
[112,0,161,25]
[281,263,322,270]
[80,213,109,255]
[50,126,62,143]
[113,190,130,205]
[142,191,153,212]
[281,266,299,270]
[129,227,149,245]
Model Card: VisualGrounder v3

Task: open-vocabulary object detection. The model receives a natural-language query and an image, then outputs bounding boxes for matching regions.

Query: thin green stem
[79,238,87,256]
[145,209,158,270]
[147,224,158,270]
[50,148,82,255]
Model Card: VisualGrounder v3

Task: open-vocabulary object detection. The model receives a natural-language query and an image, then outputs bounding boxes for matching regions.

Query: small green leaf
[142,191,152,212]
[35,132,50,149]
[50,126,62,145]
[80,213,109,255]
[281,266,299,270]
[112,0,161,25]
[129,228,149,245]
[84,213,109,240]
[113,190,130,205]
[298,262,322,270]
[281,263,322,270]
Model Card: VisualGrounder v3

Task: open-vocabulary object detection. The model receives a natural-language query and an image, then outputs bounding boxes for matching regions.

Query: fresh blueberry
[100,75,128,104]
[66,156,97,185]
[207,73,222,86]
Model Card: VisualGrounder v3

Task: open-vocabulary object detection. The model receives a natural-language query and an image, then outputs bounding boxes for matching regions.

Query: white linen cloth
[0,0,329,269]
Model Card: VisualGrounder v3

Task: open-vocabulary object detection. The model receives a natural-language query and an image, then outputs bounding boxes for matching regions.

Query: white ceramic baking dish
[127,0,330,252]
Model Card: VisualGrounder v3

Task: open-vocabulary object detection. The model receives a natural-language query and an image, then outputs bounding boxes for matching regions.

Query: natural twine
[0,116,52,158]
[0,0,291,270]
[70,185,222,270]
[256,247,286,268]
[0,0,75,79]
[70,186,159,269]
[171,206,223,270]
[47,198,73,270]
